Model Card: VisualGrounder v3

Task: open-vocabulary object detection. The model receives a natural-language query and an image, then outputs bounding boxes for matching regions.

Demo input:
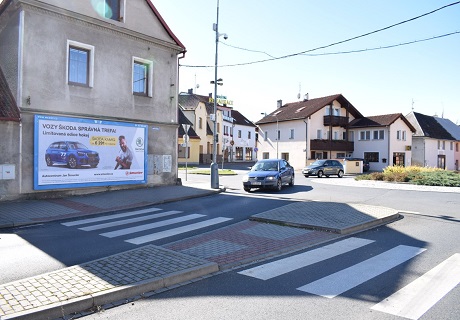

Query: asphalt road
[82,210,460,320]
[2,168,459,319]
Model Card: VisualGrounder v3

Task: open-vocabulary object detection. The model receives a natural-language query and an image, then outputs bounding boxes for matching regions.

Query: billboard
[34,115,148,190]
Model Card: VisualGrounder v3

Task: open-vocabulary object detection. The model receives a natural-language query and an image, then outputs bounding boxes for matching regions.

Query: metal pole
[210,0,220,189]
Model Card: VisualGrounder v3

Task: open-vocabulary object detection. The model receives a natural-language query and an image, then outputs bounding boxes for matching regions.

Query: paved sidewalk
[0,175,404,320]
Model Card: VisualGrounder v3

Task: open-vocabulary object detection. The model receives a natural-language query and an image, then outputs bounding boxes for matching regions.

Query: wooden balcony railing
[310,139,354,152]
[323,115,349,127]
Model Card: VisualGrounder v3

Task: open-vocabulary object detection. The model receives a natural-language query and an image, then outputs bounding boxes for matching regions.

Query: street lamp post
[210,0,227,189]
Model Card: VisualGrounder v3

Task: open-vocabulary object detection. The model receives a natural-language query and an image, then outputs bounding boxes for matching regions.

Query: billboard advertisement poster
[34,115,148,190]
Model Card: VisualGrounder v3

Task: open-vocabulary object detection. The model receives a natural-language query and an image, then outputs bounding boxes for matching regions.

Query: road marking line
[61,208,162,226]
[297,245,426,298]
[371,253,460,320]
[79,210,183,231]
[125,217,232,244]
[238,237,375,280]
[100,214,205,238]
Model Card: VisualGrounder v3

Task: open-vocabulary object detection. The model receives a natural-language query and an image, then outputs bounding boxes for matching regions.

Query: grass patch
[355,166,460,187]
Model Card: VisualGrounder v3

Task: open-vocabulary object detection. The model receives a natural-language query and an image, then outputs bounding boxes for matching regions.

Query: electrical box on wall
[1,164,15,180]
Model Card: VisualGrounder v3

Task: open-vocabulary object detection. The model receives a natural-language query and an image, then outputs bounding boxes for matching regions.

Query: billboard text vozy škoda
[34,115,148,190]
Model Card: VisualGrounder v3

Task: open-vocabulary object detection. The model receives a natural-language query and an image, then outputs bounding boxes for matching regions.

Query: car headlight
[266,176,275,180]
[242,175,249,182]
[77,152,86,157]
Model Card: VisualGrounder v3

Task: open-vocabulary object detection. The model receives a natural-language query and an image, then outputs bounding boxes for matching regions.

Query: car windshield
[69,142,88,150]
[252,161,278,171]
[311,160,326,166]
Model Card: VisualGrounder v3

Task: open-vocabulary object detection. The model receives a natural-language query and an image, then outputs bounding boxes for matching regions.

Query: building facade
[256,94,363,169]
[406,112,459,170]
[0,0,185,201]
[348,114,416,171]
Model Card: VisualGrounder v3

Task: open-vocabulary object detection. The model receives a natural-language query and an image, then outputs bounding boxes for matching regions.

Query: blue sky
[153,0,460,123]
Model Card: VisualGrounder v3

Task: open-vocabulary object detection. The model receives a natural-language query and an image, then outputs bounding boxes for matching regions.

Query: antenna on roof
[411,99,415,111]
[297,82,301,100]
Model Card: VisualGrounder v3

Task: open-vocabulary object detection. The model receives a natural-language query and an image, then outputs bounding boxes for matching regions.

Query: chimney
[188,88,193,94]
[277,99,282,109]
[209,93,213,98]
[304,93,309,101]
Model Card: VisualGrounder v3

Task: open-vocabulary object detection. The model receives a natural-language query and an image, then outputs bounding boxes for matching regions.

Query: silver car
[302,159,344,178]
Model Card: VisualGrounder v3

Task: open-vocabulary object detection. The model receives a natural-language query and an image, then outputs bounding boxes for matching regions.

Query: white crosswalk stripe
[371,253,460,320]
[125,217,233,245]
[79,210,182,231]
[61,209,233,244]
[62,207,162,226]
[100,214,206,238]
[297,245,426,298]
[238,239,457,317]
[238,237,375,280]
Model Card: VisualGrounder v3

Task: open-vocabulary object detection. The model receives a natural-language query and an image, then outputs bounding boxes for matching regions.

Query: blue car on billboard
[45,141,100,169]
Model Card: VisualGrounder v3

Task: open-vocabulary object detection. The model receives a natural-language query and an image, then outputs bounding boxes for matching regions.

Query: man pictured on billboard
[114,135,133,169]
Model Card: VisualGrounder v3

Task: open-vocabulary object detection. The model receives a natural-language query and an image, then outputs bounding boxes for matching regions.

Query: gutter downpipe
[18,9,24,194]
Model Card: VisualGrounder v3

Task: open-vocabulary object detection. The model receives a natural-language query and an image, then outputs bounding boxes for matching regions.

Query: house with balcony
[256,94,363,169]
[0,0,185,201]
[178,91,223,164]
[348,113,416,171]
[406,112,459,170]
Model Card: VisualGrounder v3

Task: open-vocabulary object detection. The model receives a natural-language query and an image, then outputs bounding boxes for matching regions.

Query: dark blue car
[45,141,100,169]
[242,159,294,192]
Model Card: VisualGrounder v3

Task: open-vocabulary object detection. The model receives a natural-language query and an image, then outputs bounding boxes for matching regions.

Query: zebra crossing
[238,237,460,320]
[61,207,232,244]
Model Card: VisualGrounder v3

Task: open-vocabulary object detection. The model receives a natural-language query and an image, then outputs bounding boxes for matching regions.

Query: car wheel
[244,187,251,192]
[275,178,282,191]
[68,156,78,169]
[289,175,294,186]
[45,155,53,166]
[338,170,344,178]
[325,175,330,178]
[317,170,324,178]
[303,175,309,178]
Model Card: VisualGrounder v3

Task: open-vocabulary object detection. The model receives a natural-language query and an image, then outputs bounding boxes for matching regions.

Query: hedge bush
[355,166,460,187]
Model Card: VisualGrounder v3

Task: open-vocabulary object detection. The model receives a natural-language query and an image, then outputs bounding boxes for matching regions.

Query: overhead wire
[180,1,460,68]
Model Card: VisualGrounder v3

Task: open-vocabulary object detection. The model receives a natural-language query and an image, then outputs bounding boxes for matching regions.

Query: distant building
[256,94,363,169]
[349,113,416,171]
[406,112,459,170]
[227,110,256,162]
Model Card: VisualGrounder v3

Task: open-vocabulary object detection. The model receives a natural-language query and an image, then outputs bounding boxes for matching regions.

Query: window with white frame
[333,131,339,140]
[402,130,406,141]
[132,57,153,96]
[442,141,445,150]
[317,129,322,139]
[290,129,294,139]
[360,131,371,140]
[248,131,251,139]
[264,131,268,141]
[100,0,125,22]
[373,130,384,140]
[349,131,354,141]
[450,142,454,150]
[438,140,441,149]
[67,40,94,87]
[238,130,241,138]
